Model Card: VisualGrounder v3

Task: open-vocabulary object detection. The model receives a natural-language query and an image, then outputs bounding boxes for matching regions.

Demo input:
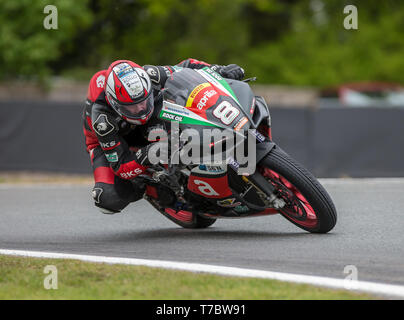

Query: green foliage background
[0,0,403,86]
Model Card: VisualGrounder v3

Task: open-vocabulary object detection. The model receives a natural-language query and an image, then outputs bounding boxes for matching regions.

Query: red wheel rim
[261,168,318,229]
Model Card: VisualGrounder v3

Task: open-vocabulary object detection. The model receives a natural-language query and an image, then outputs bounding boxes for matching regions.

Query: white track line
[1,249,404,298]
[320,178,404,185]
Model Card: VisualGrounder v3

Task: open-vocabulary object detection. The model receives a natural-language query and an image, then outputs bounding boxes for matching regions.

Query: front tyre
[259,146,337,233]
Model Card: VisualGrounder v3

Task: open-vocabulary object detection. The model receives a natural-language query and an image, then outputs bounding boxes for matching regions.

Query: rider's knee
[92,183,131,214]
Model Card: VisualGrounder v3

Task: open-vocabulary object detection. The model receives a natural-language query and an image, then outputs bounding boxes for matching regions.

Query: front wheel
[259,146,337,233]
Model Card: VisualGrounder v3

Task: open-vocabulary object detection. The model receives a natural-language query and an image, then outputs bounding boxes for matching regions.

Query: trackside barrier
[0,101,403,177]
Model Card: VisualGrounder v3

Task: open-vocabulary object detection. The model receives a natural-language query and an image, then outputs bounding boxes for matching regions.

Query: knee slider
[92,185,127,214]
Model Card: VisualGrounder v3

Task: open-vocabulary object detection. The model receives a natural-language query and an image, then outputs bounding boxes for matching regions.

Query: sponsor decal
[188,174,233,198]
[120,168,143,179]
[114,63,149,99]
[204,67,223,81]
[193,179,220,196]
[251,129,266,143]
[199,165,225,173]
[98,123,108,131]
[161,112,183,122]
[210,65,221,72]
[105,152,118,163]
[162,101,191,116]
[93,114,115,136]
[227,157,240,170]
[161,101,220,127]
[162,66,173,77]
[234,205,250,213]
[146,66,160,84]
[146,67,157,77]
[123,73,144,98]
[217,198,242,208]
[185,83,210,108]
[234,117,249,131]
[96,75,105,88]
[114,63,132,77]
[196,89,218,110]
[100,140,117,149]
[198,67,241,107]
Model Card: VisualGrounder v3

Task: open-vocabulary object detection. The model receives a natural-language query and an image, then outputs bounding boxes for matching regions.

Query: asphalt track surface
[1,179,403,287]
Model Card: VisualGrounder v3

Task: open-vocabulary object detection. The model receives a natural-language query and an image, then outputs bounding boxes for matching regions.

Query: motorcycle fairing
[156,67,280,218]
[187,166,233,199]
[160,100,222,128]
[161,67,257,131]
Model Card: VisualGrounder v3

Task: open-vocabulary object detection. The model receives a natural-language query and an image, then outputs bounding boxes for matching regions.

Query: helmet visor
[109,93,154,120]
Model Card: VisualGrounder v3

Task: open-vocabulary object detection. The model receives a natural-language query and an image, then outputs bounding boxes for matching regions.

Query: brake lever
[242,77,257,83]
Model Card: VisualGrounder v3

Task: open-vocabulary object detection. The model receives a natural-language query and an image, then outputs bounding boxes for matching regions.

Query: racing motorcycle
[135,67,337,233]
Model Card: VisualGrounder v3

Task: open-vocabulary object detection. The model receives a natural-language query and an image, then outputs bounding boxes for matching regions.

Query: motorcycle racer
[83,58,245,214]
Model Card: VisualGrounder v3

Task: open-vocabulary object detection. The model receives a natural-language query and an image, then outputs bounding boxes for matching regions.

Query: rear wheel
[259,146,337,233]
[163,208,217,229]
[146,196,217,229]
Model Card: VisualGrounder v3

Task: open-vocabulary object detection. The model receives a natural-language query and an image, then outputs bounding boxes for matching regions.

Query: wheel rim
[260,167,318,229]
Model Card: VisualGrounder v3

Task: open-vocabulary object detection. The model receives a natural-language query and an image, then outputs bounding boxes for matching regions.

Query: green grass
[0,255,374,300]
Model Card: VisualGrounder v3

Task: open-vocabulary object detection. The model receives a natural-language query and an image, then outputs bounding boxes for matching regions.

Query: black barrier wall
[0,101,403,177]
[271,108,404,177]
[0,101,91,174]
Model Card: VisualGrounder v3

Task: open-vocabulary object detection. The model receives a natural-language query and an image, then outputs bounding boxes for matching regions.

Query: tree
[0,0,92,80]
[245,0,404,86]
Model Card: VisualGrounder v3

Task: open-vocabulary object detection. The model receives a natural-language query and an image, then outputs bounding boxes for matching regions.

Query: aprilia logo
[193,180,219,196]
[197,90,217,110]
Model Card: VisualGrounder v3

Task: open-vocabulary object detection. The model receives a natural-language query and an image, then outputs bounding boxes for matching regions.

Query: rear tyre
[147,197,217,229]
[161,209,217,229]
[189,215,217,229]
[260,146,337,233]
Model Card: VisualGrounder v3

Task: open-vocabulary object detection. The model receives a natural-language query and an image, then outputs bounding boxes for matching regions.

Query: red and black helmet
[105,60,154,125]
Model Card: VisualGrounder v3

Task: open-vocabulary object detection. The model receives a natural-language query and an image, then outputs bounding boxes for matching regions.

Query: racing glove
[134,141,170,167]
[212,64,245,80]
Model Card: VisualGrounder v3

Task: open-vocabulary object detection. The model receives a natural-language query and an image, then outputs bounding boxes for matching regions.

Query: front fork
[258,115,272,141]
[228,116,285,211]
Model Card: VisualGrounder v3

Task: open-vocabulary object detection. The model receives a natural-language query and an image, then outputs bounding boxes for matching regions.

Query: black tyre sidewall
[148,198,217,229]
[260,146,337,233]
